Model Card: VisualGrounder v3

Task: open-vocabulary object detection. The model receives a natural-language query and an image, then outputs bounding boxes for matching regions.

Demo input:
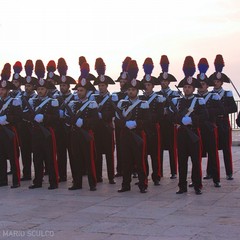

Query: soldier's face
[198,82,208,92]
[119,79,127,89]
[37,87,48,97]
[25,84,34,94]
[213,80,223,89]
[12,80,21,89]
[127,87,138,99]
[183,85,195,96]
[98,83,108,95]
[161,80,170,89]
[144,83,154,94]
[60,83,70,94]
[77,87,87,99]
[0,88,10,99]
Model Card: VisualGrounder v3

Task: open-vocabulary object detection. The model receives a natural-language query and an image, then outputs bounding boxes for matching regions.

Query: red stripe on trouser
[11,126,20,184]
[197,128,202,187]
[156,123,161,177]
[214,126,220,180]
[89,130,97,183]
[228,119,233,172]
[173,125,178,174]
[48,127,59,184]
[141,130,148,186]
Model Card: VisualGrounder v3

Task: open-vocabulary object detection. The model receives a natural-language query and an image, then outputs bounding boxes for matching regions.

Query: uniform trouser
[32,127,58,186]
[55,123,68,179]
[18,123,32,178]
[121,129,148,190]
[200,125,220,183]
[217,119,233,176]
[177,128,202,191]
[160,121,178,176]
[114,125,122,174]
[95,125,115,181]
[70,129,97,188]
[145,124,161,182]
[0,127,20,185]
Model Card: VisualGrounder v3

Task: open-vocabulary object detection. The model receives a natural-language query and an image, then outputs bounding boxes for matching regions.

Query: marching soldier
[140,57,165,185]
[116,60,150,193]
[112,56,131,177]
[10,61,24,98]
[0,63,21,188]
[53,58,76,182]
[195,58,222,187]
[209,54,237,180]
[91,58,116,184]
[156,55,179,179]
[171,56,208,195]
[66,63,97,191]
[19,60,38,181]
[25,60,59,190]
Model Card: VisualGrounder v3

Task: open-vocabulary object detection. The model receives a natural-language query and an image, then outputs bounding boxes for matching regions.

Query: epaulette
[89,93,99,101]
[111,93,118,102]
[51,99,59,107]
[156,95,166,103]
[117,99,129,109]
[29,98,37,107]
[88,101,98,109]
[226,90,233,97]
[197,97,205,105]
[211,93,220,101]
[140,101,149,109]
[52,93,60,99]
[12,98,22,106]
[172,97,180,105]
[171,91,180,97]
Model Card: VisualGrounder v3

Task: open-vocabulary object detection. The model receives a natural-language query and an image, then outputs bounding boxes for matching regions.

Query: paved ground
[0,134,240,240]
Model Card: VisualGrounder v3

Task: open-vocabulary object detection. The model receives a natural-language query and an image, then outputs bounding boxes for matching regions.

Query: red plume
[1,63,11,81]
[182,56,196,77]
[79,56,87,66]
[13,61,23,74]
[95,58,106,75]
[160,55,169,72]
[35,60,45,79]
[57,58,68,76]
[24,60,34,76]
[214,54,225,72]
[122,57,132,72]
[47,60,56,72]
[80,62,90,79]
[127,60,139,79]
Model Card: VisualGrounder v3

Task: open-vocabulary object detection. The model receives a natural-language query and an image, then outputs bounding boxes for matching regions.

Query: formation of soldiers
[0,54,237,195]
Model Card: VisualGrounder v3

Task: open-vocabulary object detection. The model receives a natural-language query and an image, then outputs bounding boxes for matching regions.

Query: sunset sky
[0,0,240,96]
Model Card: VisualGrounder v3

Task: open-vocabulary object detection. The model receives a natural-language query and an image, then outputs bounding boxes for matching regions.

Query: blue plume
[198,64,208,74]
[143,64,153,75]
[183,67,195,77]
[215,64,224,73]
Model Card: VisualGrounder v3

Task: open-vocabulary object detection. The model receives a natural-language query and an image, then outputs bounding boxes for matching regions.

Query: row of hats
[0,54,229,90]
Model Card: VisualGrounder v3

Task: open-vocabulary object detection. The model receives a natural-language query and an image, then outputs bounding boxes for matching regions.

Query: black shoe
[226,175,234,180]
[97,178,103,183]
[214,182,221,188]
[109,179,116,184]
[114,173,122,177]
[0,182,8,187]
[90,186,97,191]
[189,182,194,187]
[170,174,177,179]
[59,177,67,182]
[132,172,138,178]
[29,184,42,189]
[203,175,212,180]
[176,189,187,194]
[11,184,20,189]
[20,177,31,181]
[68,185,82,190]
[140,188,147,193]
[154,180,160,186]
[195,188,202,195]
[7,170,12,175]
[48,185,58,190]
[118,187,130,192]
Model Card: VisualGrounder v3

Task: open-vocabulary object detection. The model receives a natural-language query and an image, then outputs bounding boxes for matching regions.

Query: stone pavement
[0,145,240,240]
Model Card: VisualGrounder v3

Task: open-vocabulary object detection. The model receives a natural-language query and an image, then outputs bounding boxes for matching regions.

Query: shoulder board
[89,94,99,101]
[29,98,36,106]
[211,93,220,101]
[197,97,205,105]
[12,98,22,106]
[111,93,119,102]
[140,101,149,109]
[88,101,98,109]
[156,95,166,103]
[51,99,59,107]
[171,91,180,97]
[172,97,180,105]
[226,91,233,97]
[68,100,76,108]
[52,93,60,99]
[117,99,128,109]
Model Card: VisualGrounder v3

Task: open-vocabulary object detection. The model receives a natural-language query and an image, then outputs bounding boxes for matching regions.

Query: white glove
[0,115,8,125]
[126,120,137,129]
[182,116,192,125]
[76,118,83,128]
[34,114,44,123]
[98,112,102,119]
[59,110,64,118]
